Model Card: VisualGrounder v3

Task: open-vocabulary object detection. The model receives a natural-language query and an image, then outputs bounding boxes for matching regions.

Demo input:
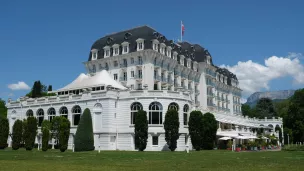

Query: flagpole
[181,21,183,42]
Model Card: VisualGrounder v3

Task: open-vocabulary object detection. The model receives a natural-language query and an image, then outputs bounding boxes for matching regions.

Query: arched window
[48,108,56,122]
[183,104,189,125]
[168,102,179,111]
[72,105,82,126]
[130,102,143,124]
[149,102,163,125]
[37,109,44,127]
[26,109,33,117]
[59,106,68,119]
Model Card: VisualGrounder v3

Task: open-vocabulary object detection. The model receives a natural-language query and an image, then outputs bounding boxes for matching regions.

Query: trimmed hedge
[0,117,9,149]
[42,120,51,151]
[12,120,23,150]
[24,117,38,151]
[164,109,180,151]
[59,117,70,152]
[74,108,94,152]
[201,112,217,150]
[134,110,148,151]
[188,110,204,151]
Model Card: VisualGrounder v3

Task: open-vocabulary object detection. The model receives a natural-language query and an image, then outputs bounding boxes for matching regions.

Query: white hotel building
[6,26,283,151]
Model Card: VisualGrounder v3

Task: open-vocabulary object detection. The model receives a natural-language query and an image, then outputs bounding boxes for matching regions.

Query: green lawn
[0,149,303,171]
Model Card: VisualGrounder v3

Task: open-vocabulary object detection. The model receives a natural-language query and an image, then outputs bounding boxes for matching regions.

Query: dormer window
[152,39,159,52]
[91,49,98,60]
[121,42,129,54]
[207,56,211,64]
[160,43,166,55]
[180,55,185,66]
[166,46,172,57]
[103,46,111,58]
[112,44,119,56]
[136,38,144,51]
[187,59,191,68]
[173,51,178,60]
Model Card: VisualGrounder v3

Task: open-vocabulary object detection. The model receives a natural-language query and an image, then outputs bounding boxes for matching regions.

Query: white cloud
[221,53,304,97]
[8,93,14,97]
[8,81,31,90]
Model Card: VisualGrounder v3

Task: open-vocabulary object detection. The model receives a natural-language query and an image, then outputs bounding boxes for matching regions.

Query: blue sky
[0,0,303,101]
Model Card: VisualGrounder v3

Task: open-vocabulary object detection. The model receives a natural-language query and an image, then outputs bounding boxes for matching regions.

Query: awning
[219,137,232,140]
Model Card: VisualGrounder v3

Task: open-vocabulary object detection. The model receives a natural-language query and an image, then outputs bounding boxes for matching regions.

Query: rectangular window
[123,72,127,80]
[183,113,188,125]
[123,59,127,67]
[138,83,142,90]
[153,43,158,51]
[105,50,110,57]
[138,42,143,50]
[149,111,162,124]
[110,136,116,143]
[131,71,134,77]
[131,84,134,90]
[123,45,128,53]
[92,52,97,59]
[114,61,118,67]
[138,70,142,78]
[131,57,134,64]
[114,74,118,80]
[138,56,142,64]
[152,136,158,146]
[114,48,119,55]
[73,114,80,126]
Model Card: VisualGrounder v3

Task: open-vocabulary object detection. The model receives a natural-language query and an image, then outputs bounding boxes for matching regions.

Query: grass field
[0,149,303,171]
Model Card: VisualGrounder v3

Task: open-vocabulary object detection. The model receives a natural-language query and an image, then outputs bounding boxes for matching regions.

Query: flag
[181,22,185,36]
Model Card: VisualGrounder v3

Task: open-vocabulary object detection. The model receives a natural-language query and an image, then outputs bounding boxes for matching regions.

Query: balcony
[119,77,127,82]
[233,101,241,105]
[206,81,215,87]
[174,71,181,77]
[194,78,200,84]
[168,78,173,85]
[161,77,168,84]
[135,60,143,66]
[134,75,142,80]
[195,89,200,94]
[207,103,216,107]
[154,62,162,68]
[205,70,216,77]
[207,92,214,97]
[120,63,128,69]
[181,73,187,80]
[154,75,161,82]
[174,83,180,88]
[225,99,230,103]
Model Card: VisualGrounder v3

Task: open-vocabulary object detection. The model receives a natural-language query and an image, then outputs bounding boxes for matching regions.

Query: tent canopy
[59,70,127,91]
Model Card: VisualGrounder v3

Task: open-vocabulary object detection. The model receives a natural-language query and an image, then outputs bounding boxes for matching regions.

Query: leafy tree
[74,108,94,152]
[51,116,62,148]
[201,113,217,150]
[42,120,51,151]
[0,99,7,118]
[255,98,277,119]
[24,117,38,151]
[134,110,148,151]
[164,109,180,151]
[283,127,293,144]
[59,117,70,152]
[274,99,289,118]
[285,103,304,143]
[188,110,204,151]
[241,104,251,117]
[47,85,53,92]
[12,120,23,150]
[0,117,9,149]
[21,119,27,146]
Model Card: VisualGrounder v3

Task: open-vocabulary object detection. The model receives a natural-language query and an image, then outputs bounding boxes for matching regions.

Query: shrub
[74,108,94,152]
[164,109,180,151]
[12,120,23,150]
[24,117,38,151]
[51,116,62,148]
[134,110,148,151]
[0,117,9,149]
[188,111,204,151]
[42,120,51,151]
[201,113,217,150]
[59,117,70,152]
[42,128,50,151]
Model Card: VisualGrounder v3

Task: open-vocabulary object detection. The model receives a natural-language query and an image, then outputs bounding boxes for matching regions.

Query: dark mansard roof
[88,25,237,83]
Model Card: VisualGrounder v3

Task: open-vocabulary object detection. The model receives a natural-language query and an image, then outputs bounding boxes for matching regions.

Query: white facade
[6,28,283,151]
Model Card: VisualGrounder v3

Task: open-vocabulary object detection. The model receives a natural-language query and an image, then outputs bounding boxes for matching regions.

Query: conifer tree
[12,120,23,150]
[164,109,180,151]
[134,110,148,151]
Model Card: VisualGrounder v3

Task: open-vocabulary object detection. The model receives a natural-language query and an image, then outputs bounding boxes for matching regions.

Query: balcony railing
[135,61,143,65]
[195,89,200,94]
[154,75,161,81]
[205,70,216,77]
[207,92,214,97]
[206,81,215,87]
[207,103,216,107]
[120,63,128,68]
[168,79,173,84]
[134,75,142,79]
[119,77,127,82]
[161,77,167,83]
[154,62,162,68]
